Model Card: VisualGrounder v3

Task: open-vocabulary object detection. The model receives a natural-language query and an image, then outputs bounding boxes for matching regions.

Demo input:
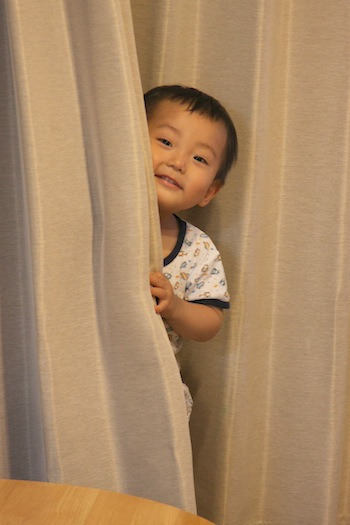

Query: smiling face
[147,100,227,218]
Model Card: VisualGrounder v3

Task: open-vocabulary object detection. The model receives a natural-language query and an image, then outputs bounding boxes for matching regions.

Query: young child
[145,85,238,417]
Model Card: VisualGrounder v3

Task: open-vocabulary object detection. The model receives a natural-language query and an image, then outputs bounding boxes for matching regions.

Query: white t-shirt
[163,215,230,355]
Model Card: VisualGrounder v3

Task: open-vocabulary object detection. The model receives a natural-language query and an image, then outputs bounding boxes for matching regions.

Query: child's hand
[150,272,178,319]
[150,271,224,341]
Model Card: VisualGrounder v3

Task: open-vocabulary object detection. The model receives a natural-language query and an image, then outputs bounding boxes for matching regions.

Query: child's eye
[158,138,172,147]
[194,155,208,165]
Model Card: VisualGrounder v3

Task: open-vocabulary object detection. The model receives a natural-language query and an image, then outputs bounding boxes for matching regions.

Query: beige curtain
[1,1,350,523]
[131,1,350,524]
[0,0,196,512]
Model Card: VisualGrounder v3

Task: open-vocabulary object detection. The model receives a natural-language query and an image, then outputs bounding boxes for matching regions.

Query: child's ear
[198,180,222,207]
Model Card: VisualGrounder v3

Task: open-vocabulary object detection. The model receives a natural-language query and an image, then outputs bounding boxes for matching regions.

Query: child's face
[147,100,227,216]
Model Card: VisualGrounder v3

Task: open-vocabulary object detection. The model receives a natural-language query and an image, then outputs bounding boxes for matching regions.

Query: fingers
[150,272,171,296]
[150,285,168,313]
[150,271,168,288]
[150,272,173,315]
[150,286,164,299]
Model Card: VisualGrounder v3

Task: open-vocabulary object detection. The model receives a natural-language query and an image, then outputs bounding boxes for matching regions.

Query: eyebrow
[156,124,180,135]
[156,124,217,159]
[196,141,217,159]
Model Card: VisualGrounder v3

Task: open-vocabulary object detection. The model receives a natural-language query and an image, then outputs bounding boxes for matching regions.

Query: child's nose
[167,156,185,173]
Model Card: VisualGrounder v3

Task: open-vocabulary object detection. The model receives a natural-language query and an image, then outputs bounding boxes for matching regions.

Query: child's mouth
[156,175,182,189]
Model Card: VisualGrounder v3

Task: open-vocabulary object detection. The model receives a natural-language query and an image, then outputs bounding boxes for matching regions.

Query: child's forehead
[151,99,192,118]
[150,99,223,131]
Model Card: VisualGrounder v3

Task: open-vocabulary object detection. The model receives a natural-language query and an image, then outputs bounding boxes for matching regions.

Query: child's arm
[150,271,224,342]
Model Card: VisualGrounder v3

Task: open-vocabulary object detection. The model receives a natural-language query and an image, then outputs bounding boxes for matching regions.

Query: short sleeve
[184,234,230,309]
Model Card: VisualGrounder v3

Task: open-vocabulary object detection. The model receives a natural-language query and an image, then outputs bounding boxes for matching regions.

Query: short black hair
[144,85,238,184]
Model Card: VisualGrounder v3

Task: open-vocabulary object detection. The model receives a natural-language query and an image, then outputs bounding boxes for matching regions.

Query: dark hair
[144,85,238,184]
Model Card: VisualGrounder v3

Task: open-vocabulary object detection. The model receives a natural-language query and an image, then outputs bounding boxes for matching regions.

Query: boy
[146,85,237,416]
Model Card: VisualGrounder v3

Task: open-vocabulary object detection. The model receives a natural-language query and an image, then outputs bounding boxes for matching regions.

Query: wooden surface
[0,479,215,524]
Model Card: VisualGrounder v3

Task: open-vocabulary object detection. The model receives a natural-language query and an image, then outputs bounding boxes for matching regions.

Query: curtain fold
[131,1,350,524]
[0,0,195,512]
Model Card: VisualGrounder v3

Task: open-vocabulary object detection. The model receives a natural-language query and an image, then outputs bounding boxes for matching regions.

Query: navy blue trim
[190,299,230,309]
[163,215,187,266]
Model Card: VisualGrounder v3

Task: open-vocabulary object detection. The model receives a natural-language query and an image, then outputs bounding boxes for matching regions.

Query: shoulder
[183,220,220,260]
[183,220,214,246]
[181,221,230,307]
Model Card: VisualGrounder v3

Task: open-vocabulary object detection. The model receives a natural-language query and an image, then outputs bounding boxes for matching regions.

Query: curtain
[1,1,350,524]
[131,1,350,525]
[0,0,196,513]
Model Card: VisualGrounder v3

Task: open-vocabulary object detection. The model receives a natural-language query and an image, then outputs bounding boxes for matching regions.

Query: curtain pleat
[131,1,350,524]
[0,0,196,512]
